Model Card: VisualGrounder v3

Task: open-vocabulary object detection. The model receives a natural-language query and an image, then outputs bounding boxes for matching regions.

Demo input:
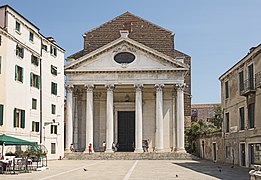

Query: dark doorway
[240,143,246,166]
[213,143,217,161]
[117,111,135,152]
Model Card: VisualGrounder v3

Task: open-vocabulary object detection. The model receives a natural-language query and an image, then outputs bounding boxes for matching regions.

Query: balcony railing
[240,78,256,96]
[256,71,261,88]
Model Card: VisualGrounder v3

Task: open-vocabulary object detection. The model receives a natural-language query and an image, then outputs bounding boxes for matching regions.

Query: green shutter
[55,83,57,95]
[37,75,40,89]
[0,104,3,125]
[30,73,33,86]
[21,67,23,83]
[21,110,25,128]
[36,122,39,132]
[15,65,18,80]
[13,108,17,127]
[32,121,34,131]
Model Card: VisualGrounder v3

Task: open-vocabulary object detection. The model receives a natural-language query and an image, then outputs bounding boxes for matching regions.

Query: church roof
[68,12,190,60]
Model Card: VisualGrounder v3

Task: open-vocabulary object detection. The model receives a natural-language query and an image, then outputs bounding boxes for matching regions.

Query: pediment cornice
[65,36,188,71]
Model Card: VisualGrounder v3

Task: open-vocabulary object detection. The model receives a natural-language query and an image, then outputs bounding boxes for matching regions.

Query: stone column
[106,84,114,153]
[65,85,73,151]
[85,84,94,152]
[135,84,143,153]
[73,95,78,150]
[176,83,186,153]
[155,84,164,152]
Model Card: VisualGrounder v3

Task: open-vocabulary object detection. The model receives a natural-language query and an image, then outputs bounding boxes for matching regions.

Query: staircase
[64,152,193,160]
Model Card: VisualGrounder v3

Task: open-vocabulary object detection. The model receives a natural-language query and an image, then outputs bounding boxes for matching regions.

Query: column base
[64,148,72,153]
[84,148,95,154]
[134,148,143,153]
[175,148,187,153]
[105,149,114,153]
[155,148,164,153]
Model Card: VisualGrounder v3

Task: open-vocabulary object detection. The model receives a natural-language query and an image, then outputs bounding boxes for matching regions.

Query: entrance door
[118,111,135,152]
[240,143,246,166]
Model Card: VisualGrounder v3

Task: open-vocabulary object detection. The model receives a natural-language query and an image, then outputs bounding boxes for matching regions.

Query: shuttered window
[30,73,40,89]
[15,65,23,83]
[0,104,3,125]
[51,82,57,95]
[13,108,25,128]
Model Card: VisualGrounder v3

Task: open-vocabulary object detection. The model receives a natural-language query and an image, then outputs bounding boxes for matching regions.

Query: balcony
[240,78,256,96]
[256,71,261,89]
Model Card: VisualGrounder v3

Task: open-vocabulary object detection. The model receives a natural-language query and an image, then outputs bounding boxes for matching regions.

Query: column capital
[134,84,143,91]
[85,84,94,92]
[66,84,74,93]
[106,84,115,92]
[155,84,164,91]
[176,83,186,91]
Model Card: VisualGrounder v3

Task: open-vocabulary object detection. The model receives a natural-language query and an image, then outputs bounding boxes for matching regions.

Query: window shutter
[13,108,17,127]
[21,48,24,58]
[36,122,39,132]
[51,125,53,134]
[21,67,23,83]
[15,65,18,80]
[37,75,40,89]
[32,121,34,131]
[55,83,57,95]
[21,110,25,128]
[0,104,3,125]
[30,73,33,86]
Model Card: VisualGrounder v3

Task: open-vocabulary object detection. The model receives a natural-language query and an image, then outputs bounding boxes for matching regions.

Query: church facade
[65,12,191,153]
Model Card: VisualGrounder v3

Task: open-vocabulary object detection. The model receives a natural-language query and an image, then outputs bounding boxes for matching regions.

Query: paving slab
[1,159,250,180]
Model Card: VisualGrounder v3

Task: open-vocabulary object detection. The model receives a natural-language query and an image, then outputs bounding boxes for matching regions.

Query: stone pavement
[2,159,250,180]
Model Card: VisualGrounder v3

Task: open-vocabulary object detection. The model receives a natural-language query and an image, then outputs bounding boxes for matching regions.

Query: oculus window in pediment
[114,52,135,64]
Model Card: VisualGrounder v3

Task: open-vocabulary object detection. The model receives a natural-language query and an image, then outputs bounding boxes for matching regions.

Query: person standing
[88,143,92,154]
[112,142,116,152]
[102,141,106,152]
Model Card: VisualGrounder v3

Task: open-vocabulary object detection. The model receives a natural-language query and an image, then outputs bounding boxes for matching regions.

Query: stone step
[64,152,192,160]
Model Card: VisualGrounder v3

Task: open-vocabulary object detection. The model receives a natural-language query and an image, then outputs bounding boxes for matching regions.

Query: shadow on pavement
[172,160,251,180]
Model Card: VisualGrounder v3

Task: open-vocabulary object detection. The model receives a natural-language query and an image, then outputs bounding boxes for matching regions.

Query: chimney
[46,37,56,43]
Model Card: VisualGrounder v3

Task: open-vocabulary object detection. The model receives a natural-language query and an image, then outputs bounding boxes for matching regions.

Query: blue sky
[1,0,261,104]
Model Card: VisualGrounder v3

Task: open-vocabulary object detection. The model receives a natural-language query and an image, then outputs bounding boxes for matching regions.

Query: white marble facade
[65,31,188,153]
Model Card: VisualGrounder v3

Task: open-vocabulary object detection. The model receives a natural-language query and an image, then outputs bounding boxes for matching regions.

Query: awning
[0,134,36,146]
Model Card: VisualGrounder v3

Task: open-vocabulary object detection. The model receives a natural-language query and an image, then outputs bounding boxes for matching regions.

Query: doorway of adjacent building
[240,143,246,166]
[212,142,217,162]
[117,111,135,152]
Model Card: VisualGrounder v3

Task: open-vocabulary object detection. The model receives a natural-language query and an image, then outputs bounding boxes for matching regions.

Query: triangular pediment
[65,36,188,73]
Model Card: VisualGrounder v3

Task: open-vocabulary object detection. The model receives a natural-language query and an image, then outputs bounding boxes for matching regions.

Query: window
[0,35,2,46]
[32,121,39,132]
[29,32,34,41]
[15,65,23,82]
[32,98,37,110]
[225,112,229,133]
[42,44,48,51]
[248,64,254,89]
[30,73,40,89]
[50,45,57,56]
[51,82,57,95]
[16,45,24,58]
[0,56,2,74]
[51,104,56,114]
[225,81,229,98]
[51,65,57,76]
[226,146,231,158]
[51,143,56,154]
[114,52,135,64]
[239,71,244,92]
[0,104,3,126]
[239,107,245,130]
[15,21,21,32]
[31,55,39,66]
[51,125,57,134]
[13,108,25,128]
[248,103,255,128]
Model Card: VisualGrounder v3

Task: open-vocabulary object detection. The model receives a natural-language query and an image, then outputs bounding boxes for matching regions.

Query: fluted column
[65,85,73,151]
[106,84,114,153]
[176,83,186,153]
[85,84,94,152]
[73,95,78,150]
[135,84,143,153]
[155,84,164,152]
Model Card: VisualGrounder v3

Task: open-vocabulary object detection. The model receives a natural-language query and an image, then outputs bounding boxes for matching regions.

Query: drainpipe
[40,58,43,144]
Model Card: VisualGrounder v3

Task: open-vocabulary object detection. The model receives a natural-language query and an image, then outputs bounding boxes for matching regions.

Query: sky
[1,0,261,104]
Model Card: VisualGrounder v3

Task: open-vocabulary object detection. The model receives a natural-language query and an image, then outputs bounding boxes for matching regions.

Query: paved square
[2,160,250,180]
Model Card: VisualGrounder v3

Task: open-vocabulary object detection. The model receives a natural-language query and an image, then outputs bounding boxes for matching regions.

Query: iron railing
[240,78,256,96]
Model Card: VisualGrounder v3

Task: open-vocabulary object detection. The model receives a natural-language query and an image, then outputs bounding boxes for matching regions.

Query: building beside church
[65,12,191,153]
[219,44,261,167]
[0,5,65,159]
